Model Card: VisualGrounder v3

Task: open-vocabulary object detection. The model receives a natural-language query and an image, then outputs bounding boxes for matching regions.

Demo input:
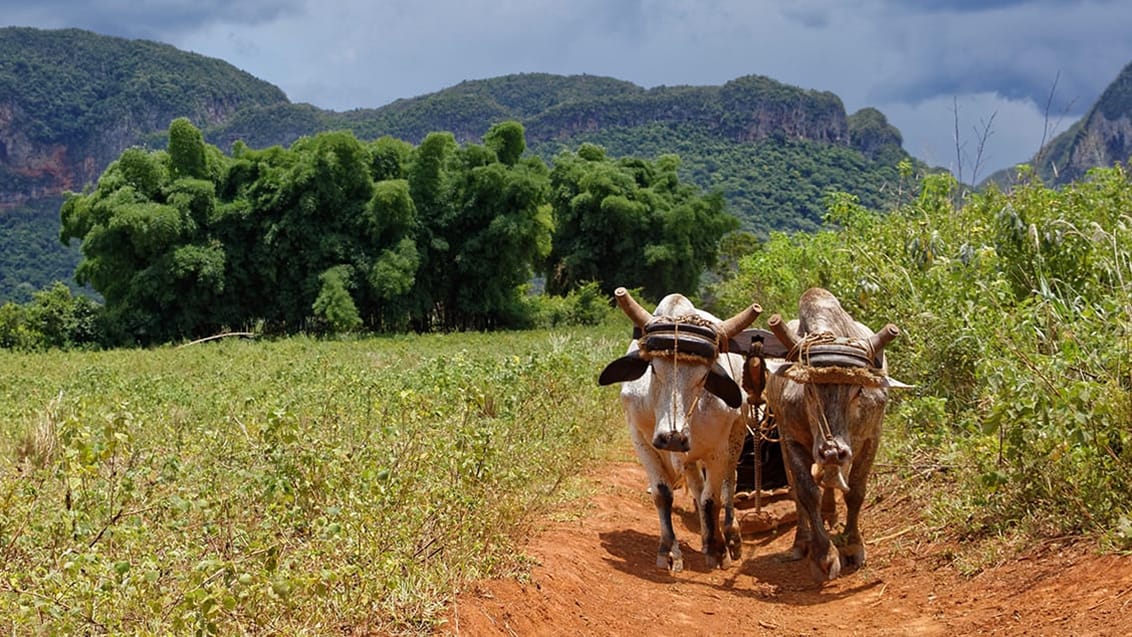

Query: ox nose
[818,439,852,465]
[653,431,690,452]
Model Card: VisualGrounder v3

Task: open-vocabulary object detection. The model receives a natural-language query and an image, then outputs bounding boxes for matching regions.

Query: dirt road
[443,461,1132,636]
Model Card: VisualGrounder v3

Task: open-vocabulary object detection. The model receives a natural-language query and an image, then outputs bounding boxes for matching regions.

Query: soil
[442,461,1132,637]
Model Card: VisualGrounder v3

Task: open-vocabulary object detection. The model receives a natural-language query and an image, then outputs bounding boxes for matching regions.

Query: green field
[0,326,628,634]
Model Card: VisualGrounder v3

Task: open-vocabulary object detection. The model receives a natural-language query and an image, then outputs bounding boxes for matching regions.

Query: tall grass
[715,163,1132,550]
[0,326,627,635]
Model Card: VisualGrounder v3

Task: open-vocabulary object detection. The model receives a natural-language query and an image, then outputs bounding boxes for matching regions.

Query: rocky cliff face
[1059,109,1132,183]
[0,103,78,204]
[0,97,265,208]
[1001,61,1132,187]
[0,27,289,208]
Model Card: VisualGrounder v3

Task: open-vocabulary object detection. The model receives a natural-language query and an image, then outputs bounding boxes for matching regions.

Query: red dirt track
[443,461,1132,636]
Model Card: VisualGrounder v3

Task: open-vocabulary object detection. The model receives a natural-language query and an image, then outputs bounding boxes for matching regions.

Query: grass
[0,325,628,635]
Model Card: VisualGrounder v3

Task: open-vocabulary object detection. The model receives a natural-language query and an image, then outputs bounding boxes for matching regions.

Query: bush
[716,165,1132,544]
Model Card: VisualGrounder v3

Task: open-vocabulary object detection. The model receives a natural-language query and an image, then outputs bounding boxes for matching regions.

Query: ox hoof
[787,541,807,562]
[704,551,731,570]
[839,542,866,570]
[657,552,684,573]
[726,534,743,562]
[809,544,841,583]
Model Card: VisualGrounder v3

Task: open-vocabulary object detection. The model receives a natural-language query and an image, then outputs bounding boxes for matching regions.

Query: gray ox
[764,287,903,582]
[599,288,761,571]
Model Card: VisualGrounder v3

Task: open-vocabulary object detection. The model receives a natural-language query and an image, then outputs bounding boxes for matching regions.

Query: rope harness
[783,331,889,387]
[781,331,891,491]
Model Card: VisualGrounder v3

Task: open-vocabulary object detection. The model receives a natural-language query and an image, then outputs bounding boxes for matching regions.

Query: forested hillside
[1,28,919,301]
[0,198,78,302]
[0,27,288,204]
[209,73,915,235]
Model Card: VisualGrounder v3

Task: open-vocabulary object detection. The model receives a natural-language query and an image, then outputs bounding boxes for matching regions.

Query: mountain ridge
[4,27,1129,302]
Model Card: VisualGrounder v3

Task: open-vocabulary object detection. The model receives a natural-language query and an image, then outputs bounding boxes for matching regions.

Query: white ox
[599,288,761,571]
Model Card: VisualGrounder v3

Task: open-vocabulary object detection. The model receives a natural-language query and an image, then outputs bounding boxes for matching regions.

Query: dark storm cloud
[882,0,1053,12]
[3,0,1131,175]
[851,0,1132,115]
[0,0,303,41]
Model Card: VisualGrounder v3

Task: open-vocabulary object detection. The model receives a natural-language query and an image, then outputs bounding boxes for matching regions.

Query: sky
[4,0,1132,181]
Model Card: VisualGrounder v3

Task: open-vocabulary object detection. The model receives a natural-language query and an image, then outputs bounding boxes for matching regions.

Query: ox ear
[706,364,743,409]
[598,353,650,385]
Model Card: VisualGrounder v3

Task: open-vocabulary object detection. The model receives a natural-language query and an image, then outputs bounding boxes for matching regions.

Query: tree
[168,117,209,180]
[544,145,738,299]
[312,265,362,333]
[59,120,226,344]
[444,140,552,330]
[484,120,526,166]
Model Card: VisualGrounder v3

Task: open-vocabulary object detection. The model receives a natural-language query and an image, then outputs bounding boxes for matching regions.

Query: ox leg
[784,439,840,582]
[779,441,810,561]
[721,471,741,562]
[840,438,877,570]
[629,422,685,572]
[686,464,729,569]
[652,482,684,572]
[722,418,746,562]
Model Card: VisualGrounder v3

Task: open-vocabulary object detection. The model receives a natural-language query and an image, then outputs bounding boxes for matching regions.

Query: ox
[599,288,761,571]
[764,287,903,582]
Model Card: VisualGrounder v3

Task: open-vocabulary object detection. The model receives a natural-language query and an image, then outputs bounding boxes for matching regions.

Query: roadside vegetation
[714,161,1132,553]
[0,324,626,634]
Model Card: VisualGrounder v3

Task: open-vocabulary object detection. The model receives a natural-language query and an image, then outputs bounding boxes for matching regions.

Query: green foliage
[0,282,103,350]
[312,266,362,333]
[716,162,1132,545]
[168,117,210,180]
[535,123,911,237]
[0,198,86,303]
[521,281,617,329]
[0,327,626,634]
[58,118,580,342]
[484,120,526,166]
[544,146,737,298]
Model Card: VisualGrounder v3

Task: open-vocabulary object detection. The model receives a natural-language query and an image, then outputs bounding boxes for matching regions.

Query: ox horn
[614,287,653,329]
[767,314,799,355]
[866,323,900,357]
[719,302,763,339]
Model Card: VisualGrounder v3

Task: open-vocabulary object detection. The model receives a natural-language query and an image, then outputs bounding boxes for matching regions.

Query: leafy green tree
[444,140,552,330]
[484,120,526,166]
[353,179,421,330]
[368,136,413,181]
[60,122,226,344]
[544,144,737,299]
[407,132,460,330]
[168,117,209,180]
[312,265,362,333]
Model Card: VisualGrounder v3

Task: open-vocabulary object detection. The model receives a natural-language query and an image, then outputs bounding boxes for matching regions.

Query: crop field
[0,326,627,635]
